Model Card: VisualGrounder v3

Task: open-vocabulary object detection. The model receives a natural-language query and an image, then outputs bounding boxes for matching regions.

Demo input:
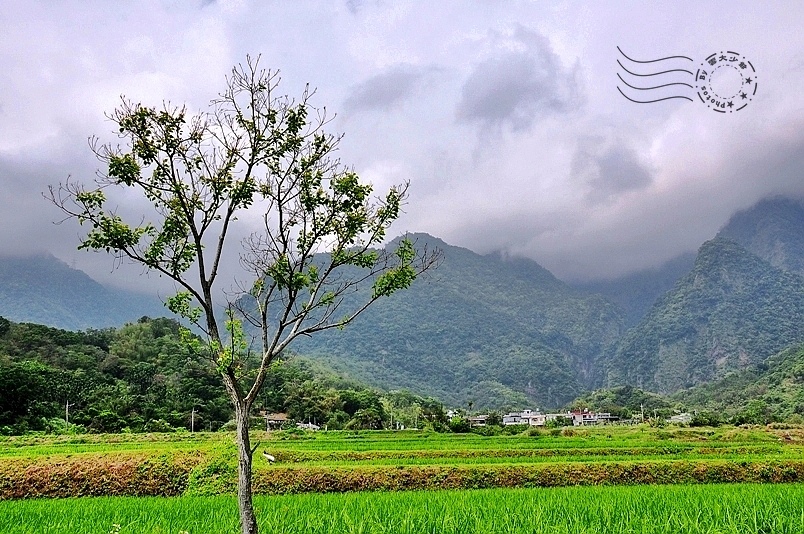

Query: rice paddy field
[2,425,804,532]
[2,484,804,533]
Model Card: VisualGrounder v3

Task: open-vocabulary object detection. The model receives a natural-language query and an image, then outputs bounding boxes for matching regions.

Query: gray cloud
[2,1,804,294]
[346,0,364,15]
[456,26,582,130]
[434,116,804,283]
[572,138,653,204]
[343,64,434,113]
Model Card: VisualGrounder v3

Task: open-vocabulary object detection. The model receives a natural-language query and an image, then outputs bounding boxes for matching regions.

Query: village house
[502,409,542,425]
[467,414,489,426]
[261,412,289,431]
[500,409,617,427]
[668,412,693,424]
[570,409,617,426]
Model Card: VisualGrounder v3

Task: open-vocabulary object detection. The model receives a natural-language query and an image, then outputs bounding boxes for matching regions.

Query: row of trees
[0,316,446,435]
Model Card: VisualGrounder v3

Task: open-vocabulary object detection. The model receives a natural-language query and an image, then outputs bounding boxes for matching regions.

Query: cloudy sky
[2,0,803,293]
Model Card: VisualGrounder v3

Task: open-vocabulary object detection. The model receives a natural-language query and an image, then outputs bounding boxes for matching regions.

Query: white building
[503,409,545,426]
[502,409,617,427]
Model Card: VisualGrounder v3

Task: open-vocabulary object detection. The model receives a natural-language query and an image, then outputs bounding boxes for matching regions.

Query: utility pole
[65,400,73,425]
[191,407,196,433]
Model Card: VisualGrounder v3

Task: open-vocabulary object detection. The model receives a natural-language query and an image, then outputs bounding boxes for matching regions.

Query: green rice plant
[1,484,804,533]
[0,426,791,460]
[5,426,804,500]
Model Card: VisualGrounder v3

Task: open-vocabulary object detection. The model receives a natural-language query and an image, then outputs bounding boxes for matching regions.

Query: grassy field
[2,483,804,533]
[3,427,804,532]
[0,424,798,459]
[2,425,804,499]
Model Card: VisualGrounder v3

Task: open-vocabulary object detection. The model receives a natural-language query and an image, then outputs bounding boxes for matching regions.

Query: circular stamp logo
[695,51,757,113]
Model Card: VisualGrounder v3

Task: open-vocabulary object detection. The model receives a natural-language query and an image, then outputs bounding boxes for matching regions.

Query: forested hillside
[718,196,804,276]
[6,198,804,412]
[0,317,439,435]
[674,343,804,423]
[0,254,164,330]
[288,234,625,409]
[286,200,804,408]
[607,237,804,394]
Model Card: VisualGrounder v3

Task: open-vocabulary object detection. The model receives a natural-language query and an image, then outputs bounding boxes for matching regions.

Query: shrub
[501,424,528,435]
[219,420,237,432]
[690,411,722,427]
[448,416,471,433]
[185,457,237,496]
[471,425,502,437]
[143,419,175,433]
[43,418,87,435]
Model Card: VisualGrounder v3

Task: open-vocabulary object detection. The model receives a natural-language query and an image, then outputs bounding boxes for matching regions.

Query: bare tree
[48,56,440,534]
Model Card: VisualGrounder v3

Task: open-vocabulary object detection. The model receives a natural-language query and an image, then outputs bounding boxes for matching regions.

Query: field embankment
[3,426,804,499]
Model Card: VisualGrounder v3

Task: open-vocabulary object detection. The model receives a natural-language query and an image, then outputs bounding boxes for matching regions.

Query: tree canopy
[49,56,439,534]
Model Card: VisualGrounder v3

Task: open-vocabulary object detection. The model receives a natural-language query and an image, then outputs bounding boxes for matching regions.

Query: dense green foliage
[0,255,163,330]
[0,316,445,435]
[718,196,804,277]
[675,344,804,423]
[288,234,624,409]
[608,237,804,394]
[0,317,229,434]
[574,252,696,328]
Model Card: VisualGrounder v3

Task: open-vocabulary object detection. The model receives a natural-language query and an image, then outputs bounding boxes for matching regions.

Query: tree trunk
[235,402,259,534]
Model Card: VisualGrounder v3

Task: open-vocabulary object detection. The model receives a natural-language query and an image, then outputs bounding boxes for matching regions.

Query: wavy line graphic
[617,60,693,77]
[616,73,693,91]
[616,47,694,105]
[616,87,693,103]
[617,46,693,63]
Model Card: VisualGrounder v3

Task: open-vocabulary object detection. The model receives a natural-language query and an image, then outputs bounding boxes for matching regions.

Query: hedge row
[251,461,804,494]
[0,452,203,499]
[268,445,785,463]
[4,456,804,499]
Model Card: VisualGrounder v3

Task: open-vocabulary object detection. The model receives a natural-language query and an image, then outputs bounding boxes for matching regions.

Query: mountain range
[607,236,804,394]
[3,195,804,410]
[288,234,623,408]
[0,254,165,331]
